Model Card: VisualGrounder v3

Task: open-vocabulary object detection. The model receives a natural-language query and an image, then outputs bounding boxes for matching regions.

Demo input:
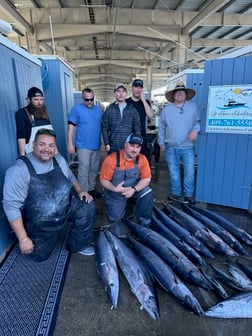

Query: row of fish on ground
[95,203,252,320]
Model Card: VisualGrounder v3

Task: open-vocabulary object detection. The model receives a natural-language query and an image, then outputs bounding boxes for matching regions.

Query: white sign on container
[206,84,252,134]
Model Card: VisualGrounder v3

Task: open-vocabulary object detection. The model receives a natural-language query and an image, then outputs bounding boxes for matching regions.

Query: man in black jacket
[101,83,141,154]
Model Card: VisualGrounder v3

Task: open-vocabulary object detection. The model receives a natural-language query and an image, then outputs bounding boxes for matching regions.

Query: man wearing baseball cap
[102,83,141,154]
[100,133,153,236]
[126,79,154,156]
[15,86,53,155]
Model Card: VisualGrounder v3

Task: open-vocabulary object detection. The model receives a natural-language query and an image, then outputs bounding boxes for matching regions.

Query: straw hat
[165,81,195,102]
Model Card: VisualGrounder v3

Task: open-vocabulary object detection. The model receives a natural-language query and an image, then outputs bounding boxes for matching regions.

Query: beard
[28,103,49,120]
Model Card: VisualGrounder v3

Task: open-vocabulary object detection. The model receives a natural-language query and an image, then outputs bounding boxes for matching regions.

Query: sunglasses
[36,128,56,137]
[84,98,94,102]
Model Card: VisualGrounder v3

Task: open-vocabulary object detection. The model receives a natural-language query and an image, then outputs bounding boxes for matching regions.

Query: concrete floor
[53,151,252,336]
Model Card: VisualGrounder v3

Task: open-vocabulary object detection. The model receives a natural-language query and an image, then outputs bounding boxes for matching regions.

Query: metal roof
[0,0,251,101]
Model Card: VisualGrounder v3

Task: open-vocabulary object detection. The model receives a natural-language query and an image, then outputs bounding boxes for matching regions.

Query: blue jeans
[165,146,195,197]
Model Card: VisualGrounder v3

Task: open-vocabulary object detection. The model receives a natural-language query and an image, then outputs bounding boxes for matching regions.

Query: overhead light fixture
[0,19,13,35]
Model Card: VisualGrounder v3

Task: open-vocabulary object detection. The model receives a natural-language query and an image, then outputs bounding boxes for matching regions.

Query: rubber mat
[0,231,70,336]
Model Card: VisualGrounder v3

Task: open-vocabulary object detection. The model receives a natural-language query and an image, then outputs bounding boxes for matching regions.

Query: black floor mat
[0,230,70,336]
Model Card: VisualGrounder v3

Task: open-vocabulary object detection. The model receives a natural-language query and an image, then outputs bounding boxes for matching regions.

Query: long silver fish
[151,214,206,266]
[166,204,238,257]
[153,206,214,259]
[210,264,248,291]
[201,270,229,299]
[105,230,160,320]
[95,230,119,309]
[128,236,204,316]
[228,264,252,290]
[191,205,252,248]
[126,219,212,290]
[182,204,247,256]
[204,291,252,318]
[237,261,252,279]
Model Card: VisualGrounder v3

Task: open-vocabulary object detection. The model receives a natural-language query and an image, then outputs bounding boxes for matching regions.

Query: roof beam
[70,59,147,69]
[0,0,33,33]
[191,38,252,48]
[183,0,230,34]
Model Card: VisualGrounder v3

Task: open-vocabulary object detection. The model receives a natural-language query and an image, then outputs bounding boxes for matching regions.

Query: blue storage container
[0,35,42,260]
[39,56,74,160]
[196,56,252,211]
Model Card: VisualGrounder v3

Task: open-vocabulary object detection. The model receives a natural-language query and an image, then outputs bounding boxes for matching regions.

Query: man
[101,83,141,154]
[3,128,96,261]
[100,133,153,236]
[15,87,53,155]
[126,79,154,156]
[159,81,201,204]
[67,87,103,198]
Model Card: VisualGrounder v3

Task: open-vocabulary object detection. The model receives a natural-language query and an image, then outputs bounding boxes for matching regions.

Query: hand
[188,130,198,142]
[140,90,146,102]
[78,191,93,203]
[19,237,34,255]
[68,143,75,154]
[160,144,166,152]
[115,181,131,196]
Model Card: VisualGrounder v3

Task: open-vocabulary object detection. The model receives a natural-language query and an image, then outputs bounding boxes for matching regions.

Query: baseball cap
[132,79,143,87]
[125,133,143,145]
[114,83,127,92]
[27,87,43,98]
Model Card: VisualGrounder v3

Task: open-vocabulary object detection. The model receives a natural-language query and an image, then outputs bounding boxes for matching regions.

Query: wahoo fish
[204,291,252,318]
[201,270,229,299]
[210,264,249,291]
[191,205,252,248]
[237,261,252,279]
[126,219,212,290]
[128,236,204,316]
[166,204,238,257]
[105,230,160,320]
[153,206,214,259]
[95,230,119,309]
[182,204,247,256]
[228,264,252,290]
[151,214,206,266]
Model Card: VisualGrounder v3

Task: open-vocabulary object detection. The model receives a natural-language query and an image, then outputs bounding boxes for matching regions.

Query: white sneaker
[78,245,95,256]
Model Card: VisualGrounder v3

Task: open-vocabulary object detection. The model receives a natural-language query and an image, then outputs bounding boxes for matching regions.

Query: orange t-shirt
[100,149,151,181]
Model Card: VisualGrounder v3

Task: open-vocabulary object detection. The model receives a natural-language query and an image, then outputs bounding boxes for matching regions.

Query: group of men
[2,78,200,262]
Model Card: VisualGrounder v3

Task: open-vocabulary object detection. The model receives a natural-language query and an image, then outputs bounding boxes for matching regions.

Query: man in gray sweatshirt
[159,81,200,204]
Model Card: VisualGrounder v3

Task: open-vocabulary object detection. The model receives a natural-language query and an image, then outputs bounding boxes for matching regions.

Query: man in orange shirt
[100,133,153,235]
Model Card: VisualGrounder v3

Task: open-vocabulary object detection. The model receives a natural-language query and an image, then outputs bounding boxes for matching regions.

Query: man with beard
[100,133,153,236]
[3,128,95,261]
[15,87,53,155]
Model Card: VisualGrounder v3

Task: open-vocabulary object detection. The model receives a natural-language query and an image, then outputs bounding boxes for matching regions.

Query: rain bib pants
[103,151,153,225]
[20,156,95,261]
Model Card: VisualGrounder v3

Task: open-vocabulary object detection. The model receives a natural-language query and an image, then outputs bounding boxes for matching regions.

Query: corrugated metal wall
[196,56,252,211]
[0,36,42,259]
[40,56,74,160]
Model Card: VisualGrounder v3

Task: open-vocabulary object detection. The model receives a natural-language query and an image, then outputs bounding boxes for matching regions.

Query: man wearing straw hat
[159,81,201,204]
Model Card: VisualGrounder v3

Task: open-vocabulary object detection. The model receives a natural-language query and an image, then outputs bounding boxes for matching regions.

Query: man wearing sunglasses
[3,128,96,261]
[67,87,103,199]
